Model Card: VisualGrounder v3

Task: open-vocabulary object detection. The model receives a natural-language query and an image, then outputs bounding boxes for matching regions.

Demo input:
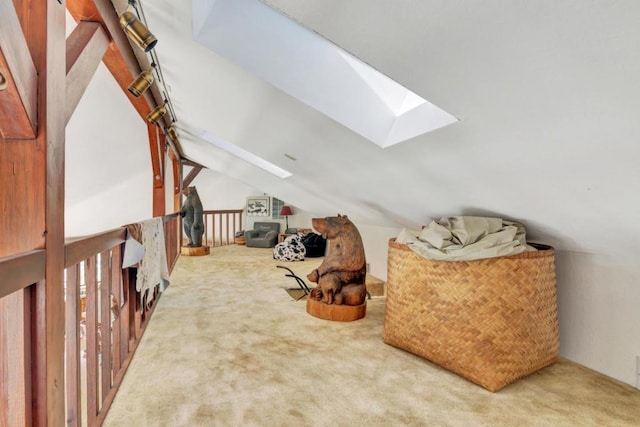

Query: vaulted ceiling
[118,0,640,254]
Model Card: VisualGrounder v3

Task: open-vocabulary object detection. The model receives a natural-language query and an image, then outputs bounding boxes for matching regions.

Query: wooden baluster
[85,257,99,424]
[64,265,82,427]
[100,250,112,405]
[111,245,122,375]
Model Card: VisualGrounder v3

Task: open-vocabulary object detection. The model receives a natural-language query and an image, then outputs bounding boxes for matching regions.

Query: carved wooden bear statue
[180,186,204,247]
[307,214,367,306]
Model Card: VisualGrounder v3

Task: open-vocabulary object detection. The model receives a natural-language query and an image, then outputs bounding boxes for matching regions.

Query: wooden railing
[0,250,46,426]
[198,209,243,247]
[0,213,181,427]
[164,213,180,270]
[64,227,127,426]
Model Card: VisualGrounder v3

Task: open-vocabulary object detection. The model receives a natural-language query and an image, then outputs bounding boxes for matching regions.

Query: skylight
[198,129,292,179]
[337,51,426,117]
[192,0,458,148]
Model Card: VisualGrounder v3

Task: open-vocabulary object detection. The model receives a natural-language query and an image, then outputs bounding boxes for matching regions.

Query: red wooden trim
[148,123,162,187]
[65,20,110,124]
[0,250,45,299]
[159,131,166,181]
[0,0,37,138]
[172,155,181,212]
[148,124,166,216]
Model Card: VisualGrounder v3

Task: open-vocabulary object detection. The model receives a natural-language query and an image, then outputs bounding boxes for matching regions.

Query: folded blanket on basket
[396,216,535,261]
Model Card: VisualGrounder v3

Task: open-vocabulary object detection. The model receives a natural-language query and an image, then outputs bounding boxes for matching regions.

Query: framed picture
[246,196,270,216]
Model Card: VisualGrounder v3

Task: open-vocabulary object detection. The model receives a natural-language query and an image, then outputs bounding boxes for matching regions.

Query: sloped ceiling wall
[66,61,153,237]
[253,1,640,388]
[141,0,640,256]
[77,0,638,387]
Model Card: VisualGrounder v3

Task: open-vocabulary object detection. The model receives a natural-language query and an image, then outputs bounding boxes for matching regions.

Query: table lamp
[280,205,294,232]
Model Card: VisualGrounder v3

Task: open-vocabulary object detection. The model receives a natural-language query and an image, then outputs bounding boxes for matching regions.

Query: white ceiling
[140,0,640,254]
[191,0,457,148]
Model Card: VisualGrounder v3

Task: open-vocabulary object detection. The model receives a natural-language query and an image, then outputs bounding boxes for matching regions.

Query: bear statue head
[182,186,197,196]
[312,214,353,240]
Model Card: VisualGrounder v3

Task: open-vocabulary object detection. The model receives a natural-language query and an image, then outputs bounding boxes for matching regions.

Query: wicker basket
[383,238,559,392]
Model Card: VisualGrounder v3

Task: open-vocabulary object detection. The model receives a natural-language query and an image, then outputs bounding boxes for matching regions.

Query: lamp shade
[166,125,179,141]
[279,206,293,216]
[128,70,154,97]
[0,70,7,91]
[119,11,158,52]
[146,105,166,124]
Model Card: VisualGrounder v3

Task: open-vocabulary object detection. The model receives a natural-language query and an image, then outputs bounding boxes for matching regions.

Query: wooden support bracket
[0,0,37,139]
[65,21,110,124]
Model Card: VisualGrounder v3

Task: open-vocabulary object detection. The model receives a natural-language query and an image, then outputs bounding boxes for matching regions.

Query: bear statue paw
[309,288,322,301]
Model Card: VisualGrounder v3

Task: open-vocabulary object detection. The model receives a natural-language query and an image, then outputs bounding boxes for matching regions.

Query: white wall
[190,168,256,213]
[555,251,640,387]
[65,64,152,237]
[354,225,640,387]
[358,224,403,281]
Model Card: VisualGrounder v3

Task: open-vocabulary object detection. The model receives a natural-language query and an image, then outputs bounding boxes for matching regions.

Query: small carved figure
[307,214,367,306]
[180,186,204,247]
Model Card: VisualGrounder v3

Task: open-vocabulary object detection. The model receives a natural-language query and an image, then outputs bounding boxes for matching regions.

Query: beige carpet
[104,245,640,426]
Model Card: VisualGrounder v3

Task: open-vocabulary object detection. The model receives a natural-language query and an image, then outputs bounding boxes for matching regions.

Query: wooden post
[7,0,67,424]
[171,151,181,213]
[148,123,165,217]
[0,289,32,426]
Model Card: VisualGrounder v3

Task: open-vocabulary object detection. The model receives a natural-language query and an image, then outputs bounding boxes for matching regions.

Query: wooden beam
[66,0,182,159]
[172,154,181,212]
[64,227,126,269]
[12,0,67,424]
[66,0,150,116]
[147,123,162,187]
[182,165,203,189]
[65,21,110,124]
[0,0,37,138]
[182,158,206,169]
[147,123,165,216]
[0,250,45,299]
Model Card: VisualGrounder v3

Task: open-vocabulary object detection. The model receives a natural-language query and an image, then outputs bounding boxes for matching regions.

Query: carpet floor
[104,244,640,426]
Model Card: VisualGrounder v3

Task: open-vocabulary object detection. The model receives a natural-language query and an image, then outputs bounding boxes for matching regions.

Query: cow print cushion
[273,234,306,262]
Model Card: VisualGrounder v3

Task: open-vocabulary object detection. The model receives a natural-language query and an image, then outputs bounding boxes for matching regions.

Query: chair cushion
[245,222,280,247]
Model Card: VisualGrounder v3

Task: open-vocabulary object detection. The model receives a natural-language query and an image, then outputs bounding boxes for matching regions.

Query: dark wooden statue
[180,186,204,247]
[307,214,367,306]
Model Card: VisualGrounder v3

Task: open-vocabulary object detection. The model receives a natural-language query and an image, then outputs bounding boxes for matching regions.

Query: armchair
[244,222,280,248]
